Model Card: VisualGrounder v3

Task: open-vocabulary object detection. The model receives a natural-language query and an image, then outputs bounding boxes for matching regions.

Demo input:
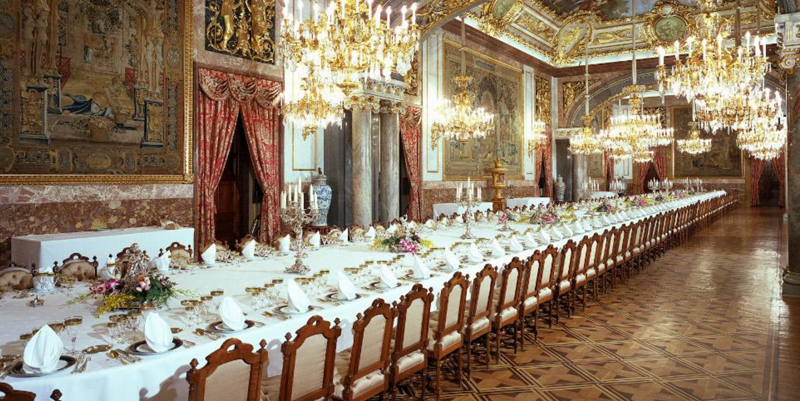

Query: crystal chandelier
[677,121,712,155]
[737,117,787,160]
[283,68,345,138]
[281,0,420,131]
[600,0,672,163]
[656,0,770,132]
[430,18,494,147]
[569,49,603,156]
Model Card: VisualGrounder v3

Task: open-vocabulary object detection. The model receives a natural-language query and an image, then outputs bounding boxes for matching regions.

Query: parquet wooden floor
[394,207,796,401]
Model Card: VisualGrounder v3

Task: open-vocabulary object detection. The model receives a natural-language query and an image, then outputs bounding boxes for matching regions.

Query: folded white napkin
[242,240,256,260]
[201,244,217,265]
[144,313,174,353]
[337,270,357,300]
[548,227,563,240]
[440,217,449,225]
[468,243,484,263]
[339,229,350,244]
[99,257,117,280]
[155,251,171,273]
[538,230,552,244]
[455,215,464,224]
[509,236,524,252]
[525,233,539,248]
[412,255,432,279]
[279,234,292,253]
[445,248,460,271]
[583,220,593,231]
[379,265,398,288]
[425,219,434,228]
[561,224,574,237]
[219,296,246,331]
[287,280,311,313]
[23,325,63,374]
[491,239,506,257]
[309,231,321,249]
[602,215,612,225]
[572,221,584,234]
[365,226,376,240]
[387,225,397,234]
[408,221,417,231]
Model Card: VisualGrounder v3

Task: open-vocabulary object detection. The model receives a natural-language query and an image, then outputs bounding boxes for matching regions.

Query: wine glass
[63,316,83,355]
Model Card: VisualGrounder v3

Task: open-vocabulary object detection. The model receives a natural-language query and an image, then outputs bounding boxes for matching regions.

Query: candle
[411,3,417,24]
[477,187,481,200]
[674,40,680,60]
[658,47,664,65]
[386,6,391,28]
[281,191,287,209]
[745,31,751,50]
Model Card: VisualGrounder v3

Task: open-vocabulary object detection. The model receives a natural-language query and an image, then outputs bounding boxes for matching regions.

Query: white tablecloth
[507,197,551,209]
[589,191,617,200]
[1,192,725,400]
[11,227,195,269]
[432,202,493,217]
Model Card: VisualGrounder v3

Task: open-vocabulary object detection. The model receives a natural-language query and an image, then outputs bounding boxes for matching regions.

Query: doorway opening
[643,164,659,194]
[757,161,781,207]
[214,115,258,247]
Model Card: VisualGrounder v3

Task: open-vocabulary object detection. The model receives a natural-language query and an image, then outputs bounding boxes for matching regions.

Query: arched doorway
[757,161,781,207]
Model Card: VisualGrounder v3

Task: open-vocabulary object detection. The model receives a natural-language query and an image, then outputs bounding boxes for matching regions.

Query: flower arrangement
[71,273,192,316]
[594,200,615,213]
[371,229,433,254]
[529,209,559,225]
[497,213,509,225]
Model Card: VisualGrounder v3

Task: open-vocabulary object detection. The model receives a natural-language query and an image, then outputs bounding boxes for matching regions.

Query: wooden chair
[491,258,523,363]
[553,240,577,322]
[537,246,558,327]
[56,253,98,281]
[166,242,193,259]
[584,232,605,300]
[610,224,629,286]
[264,315,342,401]
[427,271,469,400]
[0,266,34,291]
[518,250,543,347]
[334,299,395,401]
[0,382,35,401]
[390,284,433,401]
[186,338,268,401]
[571,236,591,311]
[463,264,497,375]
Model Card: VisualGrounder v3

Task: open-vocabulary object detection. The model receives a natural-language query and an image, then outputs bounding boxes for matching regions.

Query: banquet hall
[1,0,800,399]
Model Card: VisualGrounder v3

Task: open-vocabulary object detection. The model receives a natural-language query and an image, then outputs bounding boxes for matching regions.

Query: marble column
[351,108,373,227]
[784,71,800,297]
[379,111,400,223]
[572,154,587,201]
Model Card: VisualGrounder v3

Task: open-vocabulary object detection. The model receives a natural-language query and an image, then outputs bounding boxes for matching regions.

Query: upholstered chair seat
[0,268,33,290]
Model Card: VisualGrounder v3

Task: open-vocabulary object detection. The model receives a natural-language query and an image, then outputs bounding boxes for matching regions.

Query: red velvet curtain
[400,106,422,221]
[637,161,652,194]
[653,148,668,181]
[534,132,554,197]
[750,157,765,206]
[604,152,614,190]
[195,70,242,252]
[196,68,283,251]
[773,150,786,207]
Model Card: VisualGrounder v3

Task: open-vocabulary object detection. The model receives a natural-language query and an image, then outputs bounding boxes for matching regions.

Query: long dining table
[0,191,726,400]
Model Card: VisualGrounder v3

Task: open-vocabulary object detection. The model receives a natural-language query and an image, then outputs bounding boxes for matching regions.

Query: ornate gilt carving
[515,12,555,41]
[535,75,551,124]
[561,79,598,112]
[205,0,277,64]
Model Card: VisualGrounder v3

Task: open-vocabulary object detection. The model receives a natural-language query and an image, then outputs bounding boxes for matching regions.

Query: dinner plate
[207,320,257,333]
[325,292,362,302]
[275,305,315,315]
[127,338,183,356]
[8,355,77,378]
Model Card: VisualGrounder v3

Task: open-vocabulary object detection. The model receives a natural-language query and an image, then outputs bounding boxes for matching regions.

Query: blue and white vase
[312,169,332,227]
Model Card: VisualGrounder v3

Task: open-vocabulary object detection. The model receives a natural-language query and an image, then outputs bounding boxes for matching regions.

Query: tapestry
[671,106,742,177]
[442,41,523,180]
[204,0,276,64]
[0,0,190,182]
[587,153,604,178]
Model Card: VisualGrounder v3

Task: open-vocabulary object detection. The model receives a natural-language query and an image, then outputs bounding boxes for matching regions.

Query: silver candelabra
[279,200,318,274]
[456,195,481,239]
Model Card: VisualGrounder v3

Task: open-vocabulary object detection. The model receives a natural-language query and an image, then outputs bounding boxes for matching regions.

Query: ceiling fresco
[537,0,696,20]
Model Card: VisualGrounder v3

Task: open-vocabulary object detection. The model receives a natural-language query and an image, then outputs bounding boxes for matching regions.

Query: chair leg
[435,360,442,400]
[582,287,587,310]
[420,365,426,401]
[466,339,473,377]
[519,316,526,351]
[547,301,553,328]
[533,309,538,340]
[495,327,501,364]
[456,347,463,387]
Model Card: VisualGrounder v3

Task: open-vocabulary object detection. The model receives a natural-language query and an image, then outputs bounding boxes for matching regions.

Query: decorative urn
[311,168,332,227]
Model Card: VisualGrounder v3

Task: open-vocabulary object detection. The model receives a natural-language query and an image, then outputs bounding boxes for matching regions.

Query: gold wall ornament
[515,12,555,41]
[404,52,420,96]
[535,75,551,124]
[474,0,524,36]
[205,0,277,64]
[591,28,632,46]
[0,0,193,185]
[552,12,595,65]
[641,0,694,48]
[561,79,598,112]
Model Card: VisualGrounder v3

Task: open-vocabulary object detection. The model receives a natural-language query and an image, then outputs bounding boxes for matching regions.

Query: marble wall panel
[0,184,193,264]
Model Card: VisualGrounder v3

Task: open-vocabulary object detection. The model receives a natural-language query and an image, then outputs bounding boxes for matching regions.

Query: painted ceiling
[538,0,696,20]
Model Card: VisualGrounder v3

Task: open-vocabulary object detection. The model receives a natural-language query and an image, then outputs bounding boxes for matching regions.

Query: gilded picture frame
[0,0,193,185]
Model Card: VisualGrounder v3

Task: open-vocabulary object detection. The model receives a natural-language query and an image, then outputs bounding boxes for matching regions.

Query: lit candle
[401,5,407,23]
[281,191,287,209]
[762,36,767,58]
[745,31,751,50]
[341,0,345,19]
[657,46,664,65]
[386,6,391,29]
[313,1,319,21]
[411,3,417,24]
